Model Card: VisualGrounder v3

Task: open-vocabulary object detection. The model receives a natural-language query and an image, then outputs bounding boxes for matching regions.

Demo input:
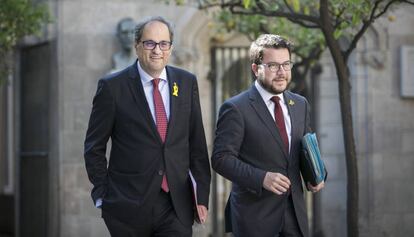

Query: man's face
[135,21,172,78]
[252,48,292,94]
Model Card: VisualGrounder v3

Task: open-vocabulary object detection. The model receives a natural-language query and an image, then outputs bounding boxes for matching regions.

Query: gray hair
[134,16,174,44]
[249,34,292,64]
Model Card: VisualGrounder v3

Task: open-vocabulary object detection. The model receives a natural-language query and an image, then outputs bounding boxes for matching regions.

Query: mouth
[150,57,163,63]
[273,78,286,83]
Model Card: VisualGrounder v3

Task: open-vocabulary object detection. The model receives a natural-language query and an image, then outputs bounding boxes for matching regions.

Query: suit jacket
[84,61,211,226]
[212,85,311,237]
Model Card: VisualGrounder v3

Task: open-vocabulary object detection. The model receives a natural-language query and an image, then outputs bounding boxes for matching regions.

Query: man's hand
[307,181,325,193]
[262,172,291,195]
[196,205,208,224]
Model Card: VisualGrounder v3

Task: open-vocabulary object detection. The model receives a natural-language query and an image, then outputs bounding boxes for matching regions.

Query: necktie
[271,96,289,154]
[152,78,169,192]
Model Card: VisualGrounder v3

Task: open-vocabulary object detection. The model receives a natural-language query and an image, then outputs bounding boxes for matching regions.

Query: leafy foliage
[0,0,50,81]
[203,0,410,58]
[0,0,49,51]
[211,9,325,66]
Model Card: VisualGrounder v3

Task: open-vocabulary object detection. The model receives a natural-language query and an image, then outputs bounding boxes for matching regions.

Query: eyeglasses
[261,61,293,72]
[140,40,172,51]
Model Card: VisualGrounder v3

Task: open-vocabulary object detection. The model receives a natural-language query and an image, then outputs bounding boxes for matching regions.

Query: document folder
[301,133,326,186]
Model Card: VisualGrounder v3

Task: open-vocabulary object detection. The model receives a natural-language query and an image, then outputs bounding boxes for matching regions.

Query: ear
[134,43,141,57]
[168,45,173,56]
[251,63,259,77]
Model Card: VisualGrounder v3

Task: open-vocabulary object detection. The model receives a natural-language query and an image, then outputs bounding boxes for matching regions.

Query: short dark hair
[134,16,174,44]
[249,34,292,64]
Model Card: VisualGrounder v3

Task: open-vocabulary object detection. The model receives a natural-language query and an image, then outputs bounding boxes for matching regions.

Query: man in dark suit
[212,34,325,237]
[84,16,211,237]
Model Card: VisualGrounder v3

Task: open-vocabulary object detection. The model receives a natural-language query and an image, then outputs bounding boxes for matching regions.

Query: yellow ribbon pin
[172,82,179,97]
[288,99,295,106]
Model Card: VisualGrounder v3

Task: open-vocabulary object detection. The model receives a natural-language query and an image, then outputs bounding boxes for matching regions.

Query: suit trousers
[103,190,192,237]
[277,195,303,237]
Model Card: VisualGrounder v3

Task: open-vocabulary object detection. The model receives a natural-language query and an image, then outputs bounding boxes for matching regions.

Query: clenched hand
[262,172,291,195]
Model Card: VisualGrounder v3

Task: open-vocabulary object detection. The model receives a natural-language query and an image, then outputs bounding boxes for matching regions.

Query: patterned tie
[152,78,169,192]
[271,96,289,154]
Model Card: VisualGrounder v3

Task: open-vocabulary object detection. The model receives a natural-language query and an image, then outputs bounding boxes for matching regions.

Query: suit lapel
[127,61,162,143]
[248,86,289,159]
[165,66,179,143]
[284,91,299,157]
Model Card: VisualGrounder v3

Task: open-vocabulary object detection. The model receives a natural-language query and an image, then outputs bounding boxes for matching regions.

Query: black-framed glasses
[140,40,172,51]
[261,61,293,72]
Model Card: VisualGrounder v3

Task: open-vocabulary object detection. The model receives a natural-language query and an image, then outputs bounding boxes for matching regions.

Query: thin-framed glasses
[140,40,172,51]
[261,61,293,71]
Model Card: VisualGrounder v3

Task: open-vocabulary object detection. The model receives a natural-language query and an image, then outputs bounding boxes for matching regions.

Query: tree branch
[282,0,296,14]
[294,46,324,68]
[344,0,401,60]
[198,0,241,10]
[228,7,321,28]
[259,23,271,34]
[332,6,349,29]
[199,0,321,27]
[373,0,399,18]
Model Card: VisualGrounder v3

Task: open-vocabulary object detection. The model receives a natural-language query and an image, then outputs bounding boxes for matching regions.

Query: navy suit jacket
[84,61,211,226]
[212,85,311,237]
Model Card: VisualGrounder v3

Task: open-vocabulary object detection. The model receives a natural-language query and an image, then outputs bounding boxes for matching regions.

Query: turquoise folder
[301,133,326,186]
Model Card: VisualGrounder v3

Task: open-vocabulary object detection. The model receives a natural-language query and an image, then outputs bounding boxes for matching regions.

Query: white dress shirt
[254,80,292,152]
[138,61,170,121]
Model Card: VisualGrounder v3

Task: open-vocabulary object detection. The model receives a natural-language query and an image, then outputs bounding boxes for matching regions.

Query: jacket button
[158,170,164,175]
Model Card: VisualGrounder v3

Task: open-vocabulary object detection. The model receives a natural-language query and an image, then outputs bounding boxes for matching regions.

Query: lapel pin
[288,99,295,106]
[172,82,179,97]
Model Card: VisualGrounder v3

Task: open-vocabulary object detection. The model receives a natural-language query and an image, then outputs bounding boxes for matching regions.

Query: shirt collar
[254,80,285,104]
[137,61,168,84]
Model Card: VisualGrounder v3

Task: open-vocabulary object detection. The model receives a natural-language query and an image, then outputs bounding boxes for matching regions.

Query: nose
[152,44,162,53]
[276,67,285,75]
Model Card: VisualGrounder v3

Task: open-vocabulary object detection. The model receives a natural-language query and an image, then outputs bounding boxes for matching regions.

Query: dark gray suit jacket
[84,61,211,226]
[212,85,311,237]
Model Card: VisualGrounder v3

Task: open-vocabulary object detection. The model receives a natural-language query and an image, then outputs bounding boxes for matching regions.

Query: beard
[257,75,289,95]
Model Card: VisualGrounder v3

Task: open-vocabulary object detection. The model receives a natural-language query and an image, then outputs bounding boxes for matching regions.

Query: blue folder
[301,133,326,186]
